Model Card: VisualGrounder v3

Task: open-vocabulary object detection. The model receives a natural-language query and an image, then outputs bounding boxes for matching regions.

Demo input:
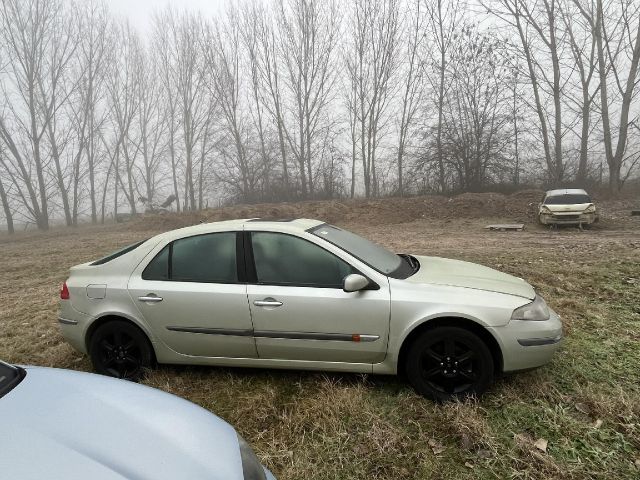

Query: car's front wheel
[89,320,154,381]
[405,326,494,402]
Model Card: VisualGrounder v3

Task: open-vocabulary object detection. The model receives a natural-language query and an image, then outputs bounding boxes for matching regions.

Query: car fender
[85,308,158,348]
[388,311,496,365]
[386,280,527,366]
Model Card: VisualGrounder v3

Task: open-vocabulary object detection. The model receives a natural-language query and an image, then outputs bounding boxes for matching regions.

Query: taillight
[60,281,70,300]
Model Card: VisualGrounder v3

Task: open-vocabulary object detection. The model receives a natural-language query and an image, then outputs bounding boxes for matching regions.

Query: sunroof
[246,218,296,223]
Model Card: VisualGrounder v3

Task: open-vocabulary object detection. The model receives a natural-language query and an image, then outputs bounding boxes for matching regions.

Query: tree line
[1,0,639,232]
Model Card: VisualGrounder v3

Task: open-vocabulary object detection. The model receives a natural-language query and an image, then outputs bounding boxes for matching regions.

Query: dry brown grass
[1,193,639,479]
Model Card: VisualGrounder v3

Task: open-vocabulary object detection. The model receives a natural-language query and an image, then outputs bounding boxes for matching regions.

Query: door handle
[138,294,163,303]
[253,298,283,308]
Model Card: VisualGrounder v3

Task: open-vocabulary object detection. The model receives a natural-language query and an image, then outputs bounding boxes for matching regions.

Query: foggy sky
[108,0,223,33]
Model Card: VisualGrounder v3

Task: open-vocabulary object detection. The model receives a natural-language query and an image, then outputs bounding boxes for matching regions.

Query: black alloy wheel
[89,320,153,381]
[405,326,494,402]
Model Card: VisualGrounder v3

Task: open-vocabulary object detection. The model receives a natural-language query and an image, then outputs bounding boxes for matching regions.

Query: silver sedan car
[0,360,274,479]
[59,219,562,401]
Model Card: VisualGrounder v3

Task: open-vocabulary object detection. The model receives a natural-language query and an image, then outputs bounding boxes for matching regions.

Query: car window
[309,224,407,276]
[544,194,592,205]
[91,240,147,266]
[142,233,237,283]
[172,233,237,283]
[251,232,353,287]
[142,245,169,280]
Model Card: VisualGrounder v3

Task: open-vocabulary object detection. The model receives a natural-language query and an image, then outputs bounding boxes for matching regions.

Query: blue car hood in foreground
[0,366,247,480]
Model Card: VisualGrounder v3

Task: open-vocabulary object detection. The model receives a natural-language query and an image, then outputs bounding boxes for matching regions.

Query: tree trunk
[0,173,14,234]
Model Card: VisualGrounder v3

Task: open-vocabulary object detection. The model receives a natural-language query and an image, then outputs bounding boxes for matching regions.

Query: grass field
[1,196,639,479]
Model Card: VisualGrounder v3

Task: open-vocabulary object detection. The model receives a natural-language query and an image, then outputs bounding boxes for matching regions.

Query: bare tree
[396,0,425,195]
[276,0,341,199]
[424,0,465,193]
[253,3,291,197]
[486,0,566,186]
[440,26,513,190]
[136,51,167,210]
[240,2,272,194]
[78,0,111,224]
[0,0,68,230]
[573,0,640,193]
[205,7,255,202]
[345,0,401,197]
[153,10,181,213]
[43,3,82,226]
[154,9,210,211]
[0,143,14,233]
[560,0,599,183]
[105,21,143,216]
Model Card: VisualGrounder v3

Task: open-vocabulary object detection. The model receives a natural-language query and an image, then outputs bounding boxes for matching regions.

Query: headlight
[540,206,552,214]
[583,204,596,213]
[237,434,267,480]
[511,295,550,321]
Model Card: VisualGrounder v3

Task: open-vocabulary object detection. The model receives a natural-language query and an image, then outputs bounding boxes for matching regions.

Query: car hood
[406,256,535,300]
[541,202,592,213]
[0,367,245,480]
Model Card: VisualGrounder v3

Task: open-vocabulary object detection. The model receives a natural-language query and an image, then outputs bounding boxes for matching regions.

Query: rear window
[0,362,25,399]
[544,194,592,205]
[91,240,147,266]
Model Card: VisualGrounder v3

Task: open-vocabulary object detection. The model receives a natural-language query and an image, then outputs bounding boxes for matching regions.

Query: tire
[405,326,494,402]
[89,320,154,381]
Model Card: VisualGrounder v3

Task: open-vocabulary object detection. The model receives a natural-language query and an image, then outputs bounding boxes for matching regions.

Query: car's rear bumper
[58,302,92,354]
[489,309,563,372]
[539,213,598,225]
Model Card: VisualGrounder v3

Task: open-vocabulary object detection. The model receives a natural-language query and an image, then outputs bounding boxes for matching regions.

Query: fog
[0,0,639,232]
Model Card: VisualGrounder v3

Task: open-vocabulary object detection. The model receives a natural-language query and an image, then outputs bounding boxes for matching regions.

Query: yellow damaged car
[538,188,599,227]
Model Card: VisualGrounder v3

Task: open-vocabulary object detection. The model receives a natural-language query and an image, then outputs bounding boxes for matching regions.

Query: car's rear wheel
[405,326,494,402]
[89,320,153,381]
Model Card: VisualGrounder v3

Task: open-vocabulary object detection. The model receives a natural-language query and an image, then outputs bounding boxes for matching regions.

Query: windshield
[91,239,147,266]
[544,194,592,205]
[309,224,415,278]
[0,361,25,399]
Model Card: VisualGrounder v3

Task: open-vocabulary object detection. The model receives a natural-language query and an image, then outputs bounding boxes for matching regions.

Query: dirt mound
[129,190,548,231]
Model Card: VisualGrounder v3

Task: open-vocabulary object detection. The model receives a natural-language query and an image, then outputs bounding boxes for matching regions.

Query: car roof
[153,218,326,243]
[544,188,589,197]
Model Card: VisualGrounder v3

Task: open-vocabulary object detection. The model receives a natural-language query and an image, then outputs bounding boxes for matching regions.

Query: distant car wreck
[139,194,177,214]
[538,189,599,227]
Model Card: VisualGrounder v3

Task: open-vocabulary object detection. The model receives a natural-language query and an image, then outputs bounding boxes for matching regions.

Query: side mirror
[343,274,370,293]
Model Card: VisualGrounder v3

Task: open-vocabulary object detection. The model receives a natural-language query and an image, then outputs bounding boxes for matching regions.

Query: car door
[128,231,257,358]
[246,231,390,364]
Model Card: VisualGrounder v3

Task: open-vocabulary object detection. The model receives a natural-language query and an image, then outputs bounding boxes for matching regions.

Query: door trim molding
[166,326,253,337]
[166,326,379,343]
[254,330,379,342]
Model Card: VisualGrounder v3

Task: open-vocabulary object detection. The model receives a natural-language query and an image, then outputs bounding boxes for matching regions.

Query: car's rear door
[128,231,257,358]
[245,231,390,364]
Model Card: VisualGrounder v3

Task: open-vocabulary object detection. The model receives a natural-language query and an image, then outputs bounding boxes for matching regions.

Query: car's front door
[128,231,257,358]
[246,231,390,364]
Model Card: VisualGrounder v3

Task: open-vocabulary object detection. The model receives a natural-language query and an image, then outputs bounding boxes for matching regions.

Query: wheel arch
[397,317,504,376]
[85,313,156,362]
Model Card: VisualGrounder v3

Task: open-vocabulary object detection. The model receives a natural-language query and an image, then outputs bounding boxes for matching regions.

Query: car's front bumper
[539,213,598,225]
[488,308,563,372]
